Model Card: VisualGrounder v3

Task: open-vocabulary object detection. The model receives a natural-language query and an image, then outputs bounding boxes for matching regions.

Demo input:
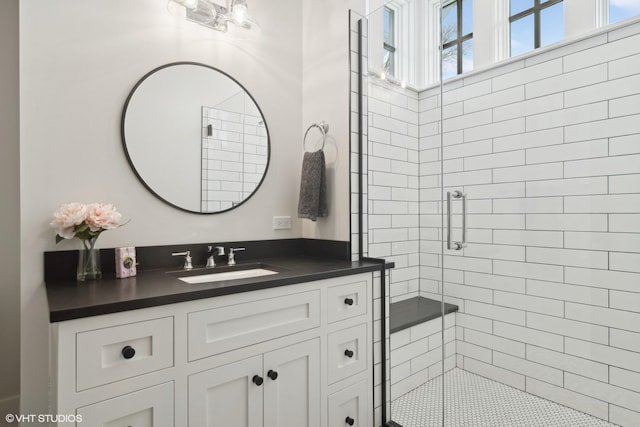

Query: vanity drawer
[77,381,174,426]
[327,323,367,385]
[188,289,320,361]
[327,379,368,427]
[76,317,174,391]
[327,280,367,323]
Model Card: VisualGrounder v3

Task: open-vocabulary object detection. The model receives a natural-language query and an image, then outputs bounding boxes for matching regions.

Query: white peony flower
[50,203,87,240]
[85,203,123,232]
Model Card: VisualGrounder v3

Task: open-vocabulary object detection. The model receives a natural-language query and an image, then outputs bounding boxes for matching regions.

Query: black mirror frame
[121,61,271,215]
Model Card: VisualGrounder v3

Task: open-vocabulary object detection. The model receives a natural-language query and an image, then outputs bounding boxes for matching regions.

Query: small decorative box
[115,247,137,278]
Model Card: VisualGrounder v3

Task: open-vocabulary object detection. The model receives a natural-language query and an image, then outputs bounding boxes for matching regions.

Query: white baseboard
[0,395,19,426]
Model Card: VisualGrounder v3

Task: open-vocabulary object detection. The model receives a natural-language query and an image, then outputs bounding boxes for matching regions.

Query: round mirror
[122,62,270,214]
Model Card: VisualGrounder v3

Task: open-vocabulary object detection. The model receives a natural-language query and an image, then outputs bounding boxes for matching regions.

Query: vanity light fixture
[168,0,259,33]
[230,0,248,25]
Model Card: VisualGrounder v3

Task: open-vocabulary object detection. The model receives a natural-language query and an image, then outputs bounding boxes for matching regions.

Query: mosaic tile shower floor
[391,368,616,427]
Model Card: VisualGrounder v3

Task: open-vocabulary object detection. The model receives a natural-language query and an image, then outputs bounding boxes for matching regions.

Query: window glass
[442,2,458,44]
[510,0,563,57]
[462,38,474,73]
[462,0,473,35]
[383,6,396,76]
[383,7,394,45]
[540,2,564,47]
[511,0,534,16]
[511,13,535,56]
[383,50,394,75]
[610,0,640,23]
[442,44,458,80]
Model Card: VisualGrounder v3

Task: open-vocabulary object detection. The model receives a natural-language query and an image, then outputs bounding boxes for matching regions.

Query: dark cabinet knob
[344,349,354,358]
[267,370,278,381]
[344,298,354,306]
[252,375,264,386]
[121,346,136,359]
[345,416,355,425]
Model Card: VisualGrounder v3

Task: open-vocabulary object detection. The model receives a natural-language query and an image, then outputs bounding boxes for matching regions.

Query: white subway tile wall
[368,78,421,303]
[352,18,640,427]
[390,314,457,399]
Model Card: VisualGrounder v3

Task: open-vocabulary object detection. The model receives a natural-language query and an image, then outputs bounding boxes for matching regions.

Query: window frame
[509,0,563,55]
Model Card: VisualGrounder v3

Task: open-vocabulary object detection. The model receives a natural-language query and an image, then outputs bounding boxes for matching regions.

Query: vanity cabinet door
[263,339,320,427]
[188,355,264,427]
[327,323,368,385]
[327,380,369,427]
[326,280,368,323]
[76,316,174,390]
[77,381,174,427]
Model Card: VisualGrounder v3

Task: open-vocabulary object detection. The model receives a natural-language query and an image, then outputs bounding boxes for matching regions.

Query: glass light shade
[187,0,217,25]
[232,2,248,25]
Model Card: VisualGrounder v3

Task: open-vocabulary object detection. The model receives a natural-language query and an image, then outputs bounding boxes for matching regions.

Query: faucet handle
[228,247,245,266]
[208,245,225,255]
[172,251,193,270]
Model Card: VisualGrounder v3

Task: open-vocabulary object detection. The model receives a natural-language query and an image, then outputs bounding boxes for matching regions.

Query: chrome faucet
[171,250,193,270]
[206,246,225,267]
[228,247,245,266]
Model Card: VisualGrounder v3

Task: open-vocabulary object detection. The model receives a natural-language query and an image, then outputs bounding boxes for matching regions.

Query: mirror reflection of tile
[201,93,268,212]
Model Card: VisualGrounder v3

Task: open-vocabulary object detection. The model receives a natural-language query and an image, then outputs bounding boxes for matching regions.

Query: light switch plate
[272,216,292,230]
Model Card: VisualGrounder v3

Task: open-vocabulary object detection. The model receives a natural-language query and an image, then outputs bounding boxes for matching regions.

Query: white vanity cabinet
[50,273,373,427]
[76,382,174,427]
[189,339,320,427]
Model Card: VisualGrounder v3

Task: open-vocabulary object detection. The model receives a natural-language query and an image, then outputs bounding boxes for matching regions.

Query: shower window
[510,0,564,57]
[383,6,397,76]
[609,0,640,24]
[372,0,416,85]
[382,6,396,76]
[441,0,474,80]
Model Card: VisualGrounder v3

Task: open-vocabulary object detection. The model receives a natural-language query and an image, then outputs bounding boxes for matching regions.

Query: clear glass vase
[77,237,102,281]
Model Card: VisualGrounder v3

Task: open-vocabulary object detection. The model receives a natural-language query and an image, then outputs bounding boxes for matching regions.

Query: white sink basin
[178,268,279,284]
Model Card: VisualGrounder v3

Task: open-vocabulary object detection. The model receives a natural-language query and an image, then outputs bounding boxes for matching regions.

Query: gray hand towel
[298,150,328,221]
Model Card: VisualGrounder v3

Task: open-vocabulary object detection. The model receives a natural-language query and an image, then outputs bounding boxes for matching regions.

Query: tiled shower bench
[389,297,459,398]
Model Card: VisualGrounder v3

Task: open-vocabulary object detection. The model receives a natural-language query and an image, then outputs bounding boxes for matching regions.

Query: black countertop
[46,256,392,322]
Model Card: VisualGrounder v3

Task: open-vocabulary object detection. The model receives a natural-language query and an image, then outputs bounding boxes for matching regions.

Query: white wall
[0,0,20,419]
[301,0,365,241]
[19,0,304,414]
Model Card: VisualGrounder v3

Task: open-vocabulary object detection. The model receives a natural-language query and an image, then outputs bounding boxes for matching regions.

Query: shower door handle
[447,190,468,251]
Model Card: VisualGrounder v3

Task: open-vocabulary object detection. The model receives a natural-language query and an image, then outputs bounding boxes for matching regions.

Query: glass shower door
[439,14,640,427]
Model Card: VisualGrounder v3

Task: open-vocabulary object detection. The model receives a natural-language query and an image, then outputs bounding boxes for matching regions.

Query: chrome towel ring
[303,121,329,152]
